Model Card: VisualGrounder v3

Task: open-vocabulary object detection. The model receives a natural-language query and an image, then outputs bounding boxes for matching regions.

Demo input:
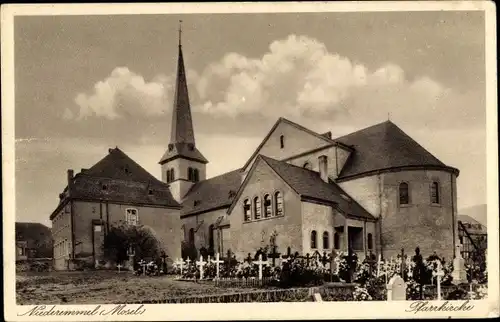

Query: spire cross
[178,20,183,47]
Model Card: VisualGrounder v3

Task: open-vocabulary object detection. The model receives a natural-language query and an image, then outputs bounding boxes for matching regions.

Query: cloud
[192,35,483,129]
[72,67,173,120]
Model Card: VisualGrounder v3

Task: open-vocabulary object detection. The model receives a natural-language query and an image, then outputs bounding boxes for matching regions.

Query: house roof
[458,214,487,233]
[260,155,375,220]
[335,120,459,180]
[181,168,242,216]
[51,148,180,220]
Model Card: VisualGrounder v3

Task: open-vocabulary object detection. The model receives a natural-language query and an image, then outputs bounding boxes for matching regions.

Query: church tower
[159,22,208,202]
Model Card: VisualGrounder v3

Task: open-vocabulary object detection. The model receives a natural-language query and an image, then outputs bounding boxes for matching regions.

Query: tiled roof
[260,156,375,220]
[181,169,242,216]
[458,214,487,234]
[335,121,458,179]
[159,142,208,165]
[69,148,179,208]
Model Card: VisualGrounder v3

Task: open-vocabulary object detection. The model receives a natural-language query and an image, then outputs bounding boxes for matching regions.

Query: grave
[433,260,445,301]
[452,244,467,285]
[387,274,407,301]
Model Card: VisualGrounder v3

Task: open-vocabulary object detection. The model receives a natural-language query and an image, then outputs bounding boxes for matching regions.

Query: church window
[189,228,195,245]
[263,194,272,218]
[194,169,199,182]
[399,182,409,205]
[170,169,175,181]
[253,196,261,220]
[323,231,329,249]
[243,199,251,222]
[367,233,373,250]
[334,233,340,250]
[303,162,312,170]
[431,181,440,204]
[188,167,193,181]
[167,169,171,183]
[274,191,283,216]
[209,224,215,250]
[125,208,139,226]
[311,230,317,249]
[280,135,285,149]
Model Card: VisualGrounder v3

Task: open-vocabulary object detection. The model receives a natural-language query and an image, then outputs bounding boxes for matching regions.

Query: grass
[16,271,271,305]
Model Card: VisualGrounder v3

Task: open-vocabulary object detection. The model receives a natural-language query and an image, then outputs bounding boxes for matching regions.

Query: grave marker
[433,260,445,301]
[313,293,323,302]
[268,245,281,266]
[253,254,269,280]
[117,264,122,273]
[196,255,207,280]
[452,244,467,285]
[174,258,184,276]
[387,275,407,301]
[212,253,224,279]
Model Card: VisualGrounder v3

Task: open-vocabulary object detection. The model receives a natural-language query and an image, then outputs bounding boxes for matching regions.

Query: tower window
[323,231,329,249]
[188,167,193,181]
[170,169,175,181]
[431,181,440,204]
[334,233,340,250]
[280,135,285,149]
[194,169,199,182]
[399,182,409,205]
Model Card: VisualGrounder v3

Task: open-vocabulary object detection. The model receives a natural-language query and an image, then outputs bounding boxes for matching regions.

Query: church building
[50,30,460,270]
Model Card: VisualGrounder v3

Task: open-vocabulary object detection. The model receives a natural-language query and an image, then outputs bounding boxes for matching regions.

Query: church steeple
[170,20,195,145]
[159,22,208,202]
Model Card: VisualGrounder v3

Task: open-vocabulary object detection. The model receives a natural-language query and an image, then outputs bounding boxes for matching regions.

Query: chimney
[318,155,328,182]
[67,169,74,188]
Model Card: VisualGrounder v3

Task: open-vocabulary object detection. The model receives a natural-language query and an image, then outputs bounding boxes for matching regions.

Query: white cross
[207,255,211,264]
[432,260,445,301]
[174,258,184,276]
[196,255,207,280]
[212,253,224,279]
[253,254,269,280]
[376,254,382,277]
[185,258,191,266]
[117,264,122,273]
[140,261,147,275]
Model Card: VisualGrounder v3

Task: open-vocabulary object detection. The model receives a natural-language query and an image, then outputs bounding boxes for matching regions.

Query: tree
[102,221,162,263]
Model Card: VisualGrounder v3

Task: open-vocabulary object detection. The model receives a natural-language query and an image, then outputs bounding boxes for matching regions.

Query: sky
[14,11,486,227]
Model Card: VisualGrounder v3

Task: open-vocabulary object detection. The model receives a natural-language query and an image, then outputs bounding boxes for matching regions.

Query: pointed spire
[170,20,195,145]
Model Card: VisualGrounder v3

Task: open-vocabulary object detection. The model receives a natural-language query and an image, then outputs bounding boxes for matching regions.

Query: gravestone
[452,244,467,285]
[313,293,323,302]
[387,275,407,301]
[268,245,281,267]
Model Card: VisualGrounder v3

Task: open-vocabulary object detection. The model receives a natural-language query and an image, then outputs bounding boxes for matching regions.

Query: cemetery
[17,242,488,304]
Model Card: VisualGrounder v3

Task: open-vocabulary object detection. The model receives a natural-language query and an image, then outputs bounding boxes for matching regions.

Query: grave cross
[268,245,281,266]
[400,248,406,279]
[185,257,192,268]
[406,256,413,279]
[140,260,147,276]
[321,252,329,266]
[212,253,224,279]
[117,264,122,273]
[245,253,253,263]
[196,255,207,280]
[432,260,445,301]
[253,254,269,280]
[305,253,311,267]
[174,258,184,276]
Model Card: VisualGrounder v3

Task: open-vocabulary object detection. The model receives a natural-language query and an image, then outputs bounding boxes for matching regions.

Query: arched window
[399,182,409,205]
[303,162,312,170]
[334,233,340,250]
[263,194,272,218]
[274,191,283,216]
[431,181,440,204]
[208,224,214,250]
[323,231,329,249]
[170,169,175,182]
[189,228,195,245]
[188,167,193,181]
[243,199,251,222]
[253,197,261,220]
[194,169,200,182]
[166,169,171,183]
[311,230,317,249]
[280,135,285,149]
[367,233,373,250]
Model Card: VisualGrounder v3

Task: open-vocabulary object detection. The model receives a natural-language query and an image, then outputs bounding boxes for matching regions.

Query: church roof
[335,120,459,180]
[260,155,375,220]
[181,168,242,216]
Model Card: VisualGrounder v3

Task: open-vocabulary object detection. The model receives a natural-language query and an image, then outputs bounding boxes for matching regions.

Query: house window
[311,230,317,249]
[126,208,139,226]
[323,231,330,249]
[253,197,261,220]
[280,135,285,149]
[263,194,272,218]
[274,191,283,216]
[431,181,440,204]
[399,182,409,205]
[243,199,251,222]
[334,233,340,250]
[367,233,373,250]
[189,228,195,245]
[303,162,312,170]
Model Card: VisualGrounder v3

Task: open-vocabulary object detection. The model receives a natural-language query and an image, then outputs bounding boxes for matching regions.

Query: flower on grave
[474,284,488,299]
[204,261,217,279]
[353,285,373,301]
[406,279,422,300]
